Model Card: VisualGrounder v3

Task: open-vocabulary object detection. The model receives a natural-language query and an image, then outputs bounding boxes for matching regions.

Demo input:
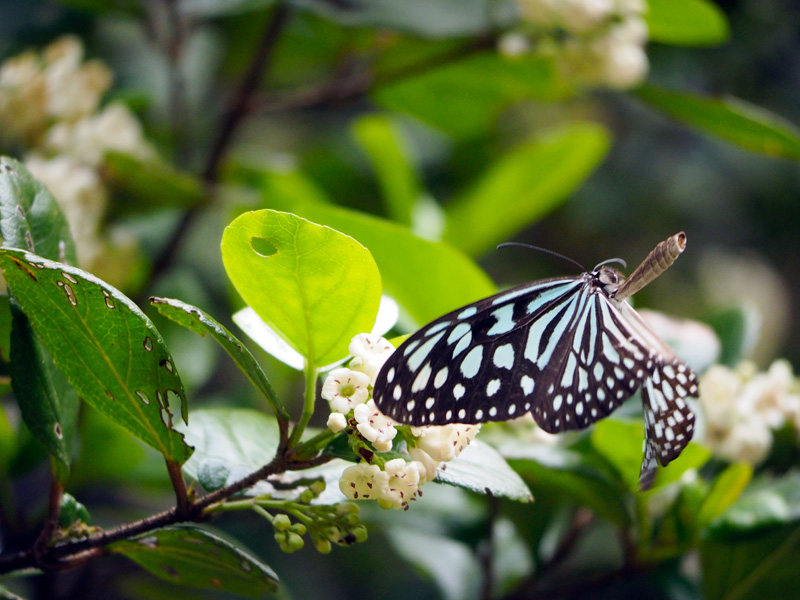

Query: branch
[148,2,292,282]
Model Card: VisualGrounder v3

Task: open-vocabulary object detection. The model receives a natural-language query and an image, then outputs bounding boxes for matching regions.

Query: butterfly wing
[374,275,659,433]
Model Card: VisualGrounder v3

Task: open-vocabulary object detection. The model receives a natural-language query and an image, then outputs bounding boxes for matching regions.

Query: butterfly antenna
[497,242,587,272]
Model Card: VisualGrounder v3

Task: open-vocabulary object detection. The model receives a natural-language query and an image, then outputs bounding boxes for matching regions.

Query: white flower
[410,423,480,462]
[498,32,532,58]
[327,412,348,433]
[46,102,155,166]
[321,368,371,414]
[0,51,48,143]
[560,0,614,34]
[42,36,111,122]
[598,40,649,89]
[408,447,440,480]
[354,400,397,452]
[348,334,395,385]
[698,360,800,465]
[375,459,425,510]
[339,463,382,500]
[24,153,107,267]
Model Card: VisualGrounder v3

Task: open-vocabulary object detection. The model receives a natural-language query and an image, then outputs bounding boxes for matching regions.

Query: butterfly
[373,233,697,489]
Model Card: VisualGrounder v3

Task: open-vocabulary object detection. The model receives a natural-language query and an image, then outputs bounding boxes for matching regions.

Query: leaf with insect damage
[0,249,193,464]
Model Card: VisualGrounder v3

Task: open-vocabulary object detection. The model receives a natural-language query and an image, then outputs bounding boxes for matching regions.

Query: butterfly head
[593,265,626,296]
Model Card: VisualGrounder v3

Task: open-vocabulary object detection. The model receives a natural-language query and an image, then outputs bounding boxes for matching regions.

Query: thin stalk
[289,363,319,448]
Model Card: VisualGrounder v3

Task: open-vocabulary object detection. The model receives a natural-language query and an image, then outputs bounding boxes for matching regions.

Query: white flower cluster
[699,360,800,465]
[505,0,649,89]
[323,334,479,510]
[0,36,152,284]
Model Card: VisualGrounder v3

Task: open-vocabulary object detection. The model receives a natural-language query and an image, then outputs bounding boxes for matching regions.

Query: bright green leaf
[375,53,562,137]
[0,249,192,464]
[590,420,644,491]
[110,526,278,597]
[0,156,77,264]
[637,86,800,160]
[221,210,381,368]
[645,0,729,46]
[151,297,288,420]
[434,440,533,502]
[443,123,611,256]
[10,301,79,473]
[253,171,495,325]
[58,492,90,527]
[352,115,422,227]
[698,463,752,528]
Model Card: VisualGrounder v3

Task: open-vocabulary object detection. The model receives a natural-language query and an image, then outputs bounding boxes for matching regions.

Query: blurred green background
[1,0,800,598]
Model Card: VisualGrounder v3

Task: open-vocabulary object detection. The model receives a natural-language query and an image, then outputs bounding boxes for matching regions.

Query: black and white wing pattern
[372,233,697,489]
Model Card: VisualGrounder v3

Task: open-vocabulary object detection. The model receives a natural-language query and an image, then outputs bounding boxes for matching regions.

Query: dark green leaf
[0,156,76,264]
[443,123,611,256]
[251,172,496,325]
[58,492,90,527]
[645,0,729,46]
[637,86,800,160]
[109,526,278,597]
[503,441,632,526]
[221,210,381,368]
[0,249,192,464]
[10,301,79,473]
[179,408,280,491]
[0,295,12,365]
[434,440,532,502]
[375,53,562,138]
[385,527,481,600]
[105,152,207,213]
[295,0,509,38]
[151,297,288,420]
[706,306,754,366]
[702,524,800,600]
[179,0,276,18]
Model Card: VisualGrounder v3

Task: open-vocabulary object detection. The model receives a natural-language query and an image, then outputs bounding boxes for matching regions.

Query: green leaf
[708,472,800,539]
[0,295,12,365]
[221,210,381,368]
[697,463,752,528]
[636,86,800,160]
[352,114,422,227]
[0,249,192,464]
[375,53,562,138]
[179,408,281,491]
[180,0,275,17]
[503,441,632,526]
[591,419,711,490]
[109,526,278,597]
[0,156,76,264]
[252,171,496,325]
[297,0,506,38]
[645,0,729,46]
[105,152,207,213]
[443,123,611,256]
[58,492,90,527]
[386,527,481,600]
[10,301,79,473]
[701,524,800,600]
[151,297,288,420]
[434,440,533,502]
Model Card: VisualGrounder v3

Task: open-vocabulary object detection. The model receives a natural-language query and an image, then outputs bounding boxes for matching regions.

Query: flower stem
[289,363,319,447]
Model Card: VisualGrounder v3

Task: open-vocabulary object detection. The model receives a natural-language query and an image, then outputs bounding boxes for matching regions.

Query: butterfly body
[372,233,697,488]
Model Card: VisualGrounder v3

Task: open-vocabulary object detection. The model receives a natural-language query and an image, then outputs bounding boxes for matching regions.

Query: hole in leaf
[54,422,63,439]
[143,337,153,352]
[251,236,278,257]
[136,390,150,405]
